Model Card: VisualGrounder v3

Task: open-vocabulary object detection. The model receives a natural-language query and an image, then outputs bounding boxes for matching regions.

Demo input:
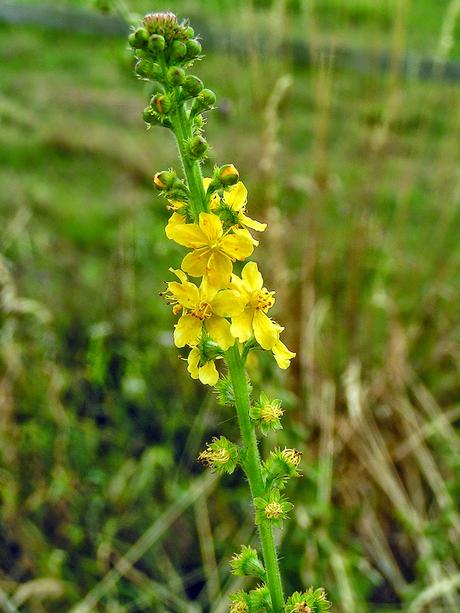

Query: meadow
[1,1,460,611]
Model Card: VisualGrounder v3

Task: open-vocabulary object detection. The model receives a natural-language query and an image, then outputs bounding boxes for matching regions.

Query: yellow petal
[203,177,212,190]
[182,248,210,277]
[206,251,233,287]
[206,317,234,350]
[169,268,188,283]
[199,361,219,386]
[211,289,246,317]
[165,212,187,240]
[174,314,202,348]
[272,339,296,369]
[187,347,200,379]
[220,230,255,261]
[199,212,223,243]
[167,281,200,309]
[167,221,208,248]
[239,212,267,232]
[241,261,264,292]
[230,309,254,343]
[223,181,247,212]
[253,310,278,350]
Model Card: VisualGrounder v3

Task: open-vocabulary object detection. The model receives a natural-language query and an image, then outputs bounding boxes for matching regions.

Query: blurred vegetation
[1,1,460,611]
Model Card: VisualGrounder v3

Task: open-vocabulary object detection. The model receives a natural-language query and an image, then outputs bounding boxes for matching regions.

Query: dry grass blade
[407,572,460,613]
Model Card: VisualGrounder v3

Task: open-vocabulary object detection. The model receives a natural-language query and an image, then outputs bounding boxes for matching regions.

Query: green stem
[170,104,208,220]
[225,344,285,613]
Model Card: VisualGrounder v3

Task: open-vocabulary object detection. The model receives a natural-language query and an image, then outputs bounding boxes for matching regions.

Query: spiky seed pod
[254,489,294,528]
[230,545,266,580]
[198,436,239,474]
[285,589,331,613]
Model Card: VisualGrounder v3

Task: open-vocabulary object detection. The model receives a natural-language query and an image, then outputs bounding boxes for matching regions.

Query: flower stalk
[128,11,330,612]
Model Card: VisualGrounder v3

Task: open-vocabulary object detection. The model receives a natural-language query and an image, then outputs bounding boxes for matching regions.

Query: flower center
[192,302,213,320]
[264,501,283,519]
[251,288,274,312]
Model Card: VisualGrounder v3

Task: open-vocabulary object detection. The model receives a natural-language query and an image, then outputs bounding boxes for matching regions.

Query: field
[1,1,460,611]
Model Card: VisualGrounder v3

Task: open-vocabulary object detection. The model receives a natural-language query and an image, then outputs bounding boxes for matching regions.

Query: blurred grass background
[1,0,460,611]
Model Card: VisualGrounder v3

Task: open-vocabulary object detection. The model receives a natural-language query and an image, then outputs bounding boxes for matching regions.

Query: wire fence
[2,1,460,83]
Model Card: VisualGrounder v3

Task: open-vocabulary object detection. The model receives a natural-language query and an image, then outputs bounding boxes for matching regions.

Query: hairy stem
[170,104,208,220]
[225,344,285,613]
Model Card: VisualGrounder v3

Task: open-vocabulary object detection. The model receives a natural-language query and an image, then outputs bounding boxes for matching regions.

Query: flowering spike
[129,12,329,612]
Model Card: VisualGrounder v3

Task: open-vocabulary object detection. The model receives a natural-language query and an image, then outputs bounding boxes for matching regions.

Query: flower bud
[151,93,172,115]
[187,135,208,160]
[182,75,204,97]
[153,170,177,190]
[167,66,185,86]
[185,26,195,38]
[143,106,158,124]
[135,59,162,80]
[186,38,202,58]
[217,164,239,186]
[148,34,165,53]
[133,27,149,48]
[200,88,216,107]
[190,89,216,116]
[170,40,187,61]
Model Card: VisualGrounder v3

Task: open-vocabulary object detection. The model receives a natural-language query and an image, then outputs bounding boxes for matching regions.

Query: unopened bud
[186,38,202,58]
[170,40,187,61]
[135,59,162,80]
[187,135,208,160]
[182,75,203,97]
[133,27,149,48]
[167,66,185,86]
[191,89,216,116]
[218,164,239,186]
[153,170,177,190]
[185,26,195,38]
[148,34,165,53]
[151,94,172,115]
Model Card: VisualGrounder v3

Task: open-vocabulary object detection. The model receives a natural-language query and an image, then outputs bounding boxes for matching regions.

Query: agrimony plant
[128,12,331,613]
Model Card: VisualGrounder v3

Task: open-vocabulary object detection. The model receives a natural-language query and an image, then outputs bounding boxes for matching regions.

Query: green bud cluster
[128,11,214,164]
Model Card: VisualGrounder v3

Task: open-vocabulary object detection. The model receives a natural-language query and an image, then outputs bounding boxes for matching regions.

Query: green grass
[1,2,460,611]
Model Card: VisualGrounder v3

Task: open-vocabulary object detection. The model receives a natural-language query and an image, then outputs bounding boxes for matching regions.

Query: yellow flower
[230,262,279,350]
[166,212,256,287]
[187,347,219,386]
[166,270,245,349]
[223,182,267,232]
